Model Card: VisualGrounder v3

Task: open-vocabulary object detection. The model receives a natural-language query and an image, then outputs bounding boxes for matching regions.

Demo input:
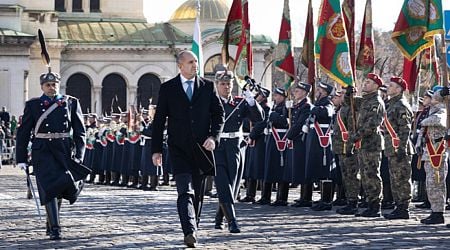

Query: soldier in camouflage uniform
[418,88,448,224]
[346,73,385,217]
[383,77,413,220]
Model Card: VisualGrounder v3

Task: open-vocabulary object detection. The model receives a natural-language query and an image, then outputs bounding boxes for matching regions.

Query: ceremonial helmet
[214,64,234,82]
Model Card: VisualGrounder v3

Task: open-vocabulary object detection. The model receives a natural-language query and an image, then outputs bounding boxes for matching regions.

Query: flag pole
[439,34,450,132]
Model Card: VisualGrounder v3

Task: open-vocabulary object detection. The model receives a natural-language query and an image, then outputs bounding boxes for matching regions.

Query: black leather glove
[440,86,450,97]
[396,148,406,162]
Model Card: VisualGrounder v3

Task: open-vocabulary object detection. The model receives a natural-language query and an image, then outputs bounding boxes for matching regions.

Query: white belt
[310,124,329,129]
[141,135,152,140]
[264,128,288,135]
[221,131,242,139]
[35,132,70,139]
[242,132,250,137]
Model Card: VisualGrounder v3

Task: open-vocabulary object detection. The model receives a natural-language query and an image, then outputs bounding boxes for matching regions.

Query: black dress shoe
[415,201,431,209]
[336,204,358,215]
[254,198,271,205]
[49,228,61,240]
[228,220,241,233]
[383,209,409,220]
[291,199,313,207]
[311,201,332,211]
[239,196,256,203]
[270,200,288,206]
[332,199,347,206]
[184,232,197,248]
[420,212,444,224]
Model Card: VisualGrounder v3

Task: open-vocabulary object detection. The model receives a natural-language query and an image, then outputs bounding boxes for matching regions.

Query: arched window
[137,73,161,109]
[66,73,92,113]
[55,0,65,12]
[73,0,83,12]
[90,0,100,12]
[102,74,127,114]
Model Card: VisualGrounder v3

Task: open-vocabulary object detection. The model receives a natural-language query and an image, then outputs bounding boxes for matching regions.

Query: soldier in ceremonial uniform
[85,114,98,183]
[344,73,384,217]
[304,82,335,211]
[260,87,290,206]
[286,82,312,207]
[240,87,271,203]
[412,91,433,209]
[213,66,263,233]
[140,107,159,191]
[417,88,448,224]
[383,76,414,220]
[16,69,86,240]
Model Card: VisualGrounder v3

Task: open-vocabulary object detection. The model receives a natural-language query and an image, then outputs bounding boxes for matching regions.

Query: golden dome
[170,0,230,22]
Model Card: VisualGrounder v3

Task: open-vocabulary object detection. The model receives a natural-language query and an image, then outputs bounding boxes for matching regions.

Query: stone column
[83,0,90,13]
[128,86,137,108]
[93,86,102,115]
[66,0,72,12]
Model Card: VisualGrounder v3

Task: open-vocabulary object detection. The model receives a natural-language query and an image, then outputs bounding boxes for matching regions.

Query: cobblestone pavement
[1,165,450,249]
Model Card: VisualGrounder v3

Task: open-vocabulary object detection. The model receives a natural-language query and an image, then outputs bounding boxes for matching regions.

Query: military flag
[315,0,354,87]
[342,0,355,77]
[391,0,444,60]
[403,57,419,91]
[221,0,253,79]
[356,0,375,73]
[192,0,203,76]
[274,0,295,89]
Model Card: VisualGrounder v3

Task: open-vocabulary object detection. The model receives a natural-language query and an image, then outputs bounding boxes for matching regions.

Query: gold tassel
[435,170,440,183]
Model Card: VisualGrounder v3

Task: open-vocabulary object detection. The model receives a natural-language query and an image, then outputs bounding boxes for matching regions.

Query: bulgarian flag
[356,0,375,73]
[315,0,354,87]
[274,0,295,89]
[192,1,203,76]
[391,0,444,60]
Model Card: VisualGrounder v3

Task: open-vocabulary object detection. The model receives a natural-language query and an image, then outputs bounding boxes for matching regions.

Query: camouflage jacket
[383,94,413,157]
[352,91,385,151]
[419,103,447,161]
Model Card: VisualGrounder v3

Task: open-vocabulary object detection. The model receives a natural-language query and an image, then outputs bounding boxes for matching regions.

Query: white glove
[411,103,418,112]
[243,90,255,106]
[17,163,27,171]
[285,100,294,109]
[302,124,309,133]
[73,158,82,164]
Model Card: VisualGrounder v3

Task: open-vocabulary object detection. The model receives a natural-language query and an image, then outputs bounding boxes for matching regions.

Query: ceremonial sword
[25,166,42,220]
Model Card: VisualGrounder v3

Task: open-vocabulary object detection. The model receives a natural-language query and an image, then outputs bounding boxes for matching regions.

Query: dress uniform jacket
[264,102,289,183]
[16,94,86,205]
[141,119,156,175]
[304,96,334,181]
[286,98,311,184]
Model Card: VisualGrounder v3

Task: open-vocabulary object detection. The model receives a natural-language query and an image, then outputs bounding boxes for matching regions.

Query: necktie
[186,80,193,101]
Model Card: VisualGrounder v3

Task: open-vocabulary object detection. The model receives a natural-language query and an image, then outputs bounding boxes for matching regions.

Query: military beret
[432,90,444,103]
[367,73,383,87]
[295,82,312,93]
[40,72,60,85]
[318,81,334,95]
[390,76,407,90]
[274,87,287,97]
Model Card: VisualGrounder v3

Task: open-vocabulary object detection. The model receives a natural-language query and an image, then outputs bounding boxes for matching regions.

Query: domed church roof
[170,0,230,22]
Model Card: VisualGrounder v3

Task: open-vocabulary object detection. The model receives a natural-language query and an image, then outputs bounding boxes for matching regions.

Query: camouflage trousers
[424,152,448,212]
[340,153,360,201]
[357,150,382,203]
[387,155,412,206]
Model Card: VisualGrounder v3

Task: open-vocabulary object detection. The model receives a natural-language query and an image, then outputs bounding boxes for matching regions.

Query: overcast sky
[144,0,450,46]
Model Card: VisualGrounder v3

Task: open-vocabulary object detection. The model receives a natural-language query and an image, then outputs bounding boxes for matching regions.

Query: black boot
[45,199,61,240]
[292,184,313,207]
[332,185,347,206]
[220,203,241,233]
[104,171,111,185]
[336,200,358,215]
[415,200,431,209]
[149,175,159,191]
[254,182,272,205]
[214,206,224,229]
[161,172,170,186]
[141,175,150,190]
[355,201,380,217]
[86,173,95,183]
[420,212,444,224]
[96,172,105,185]
[271,182,289,206]
[239,179,256,203]
[311,180,333,211]
[127,176,139,188]
[119,175,129,187]
[111,172,120,186]
[383,204,410,220]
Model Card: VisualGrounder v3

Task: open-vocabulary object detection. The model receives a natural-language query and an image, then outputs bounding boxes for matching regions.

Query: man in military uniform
[304,82,335,211]
[286,82,312,207]
[213,66,263,233]
[412,91,433,209]
[16,70,86,240]
[240,87,271,203]
[345,73,384,217]
[383,76,413,220]
[417,88,448,224]
[85,113,98,183]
